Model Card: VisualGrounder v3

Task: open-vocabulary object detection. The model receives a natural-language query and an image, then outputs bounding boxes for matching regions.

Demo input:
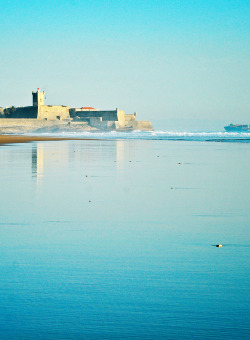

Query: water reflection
[30,140,138,179]
[32,144,44,179]
[0,139,249,339]
[31,142,71,180]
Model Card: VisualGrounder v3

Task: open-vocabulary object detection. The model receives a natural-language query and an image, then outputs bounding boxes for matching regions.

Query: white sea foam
[24,130,250,142]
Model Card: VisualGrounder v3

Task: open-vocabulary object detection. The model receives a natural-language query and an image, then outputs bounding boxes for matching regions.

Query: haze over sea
[0,133,249,339]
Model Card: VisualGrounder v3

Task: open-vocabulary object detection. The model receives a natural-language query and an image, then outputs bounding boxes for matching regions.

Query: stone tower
[32,89,45,107]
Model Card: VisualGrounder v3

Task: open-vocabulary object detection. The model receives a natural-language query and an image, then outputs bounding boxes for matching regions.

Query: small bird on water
[216,244,223,247]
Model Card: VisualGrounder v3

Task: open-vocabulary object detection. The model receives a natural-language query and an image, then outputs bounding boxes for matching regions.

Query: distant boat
[224,124,250,132]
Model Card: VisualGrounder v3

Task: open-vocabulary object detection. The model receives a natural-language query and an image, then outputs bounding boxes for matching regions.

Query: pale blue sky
[0,0,249,125]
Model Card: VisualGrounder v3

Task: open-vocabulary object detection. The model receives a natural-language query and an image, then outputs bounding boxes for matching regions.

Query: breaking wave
[26,130,250,143]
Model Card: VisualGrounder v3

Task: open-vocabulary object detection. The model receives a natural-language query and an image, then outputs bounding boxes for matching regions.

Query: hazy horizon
[0,0,249,123]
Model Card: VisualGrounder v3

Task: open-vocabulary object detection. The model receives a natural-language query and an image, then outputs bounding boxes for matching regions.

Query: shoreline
[0,135,92,145]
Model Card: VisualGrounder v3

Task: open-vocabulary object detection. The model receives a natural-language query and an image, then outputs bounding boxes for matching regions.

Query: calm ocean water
[0,135,249,339]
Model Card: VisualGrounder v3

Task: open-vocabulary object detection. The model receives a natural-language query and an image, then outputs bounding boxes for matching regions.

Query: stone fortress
[0,90,153,133]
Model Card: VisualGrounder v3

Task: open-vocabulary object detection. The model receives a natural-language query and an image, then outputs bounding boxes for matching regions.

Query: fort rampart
[0,90,153,131]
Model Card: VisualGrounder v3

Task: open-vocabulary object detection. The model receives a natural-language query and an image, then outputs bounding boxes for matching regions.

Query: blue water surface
[0,139,249,339]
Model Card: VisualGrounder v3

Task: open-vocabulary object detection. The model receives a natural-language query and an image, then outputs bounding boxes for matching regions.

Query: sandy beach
[0,135,91,145]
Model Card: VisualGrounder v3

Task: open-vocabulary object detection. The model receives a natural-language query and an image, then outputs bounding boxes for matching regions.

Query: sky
[0,0,249,126]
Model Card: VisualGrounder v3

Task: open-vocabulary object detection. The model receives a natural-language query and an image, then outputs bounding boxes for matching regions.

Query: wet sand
[0,135,91,145]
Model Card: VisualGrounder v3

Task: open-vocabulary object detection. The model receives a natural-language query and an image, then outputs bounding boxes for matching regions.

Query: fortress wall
[38,106,70,120]
[69,121,89,126]
[116,109,125,126]
[73,110,118,121]
[2,105,71,120]
[127,121,154,131]
[0,119,70,127]
[0,119,40,126]
[101,111,118,121]
[72,109,138,127]
[89,118,115,130]
[125,114,136,121]
[74,111,102,119]
[0,119,71,134]
[0,118,153,132]
[8,106,38,119]
[116,120,153,131]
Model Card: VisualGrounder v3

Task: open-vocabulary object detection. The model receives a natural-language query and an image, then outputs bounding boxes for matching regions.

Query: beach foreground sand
[0,135,91,145]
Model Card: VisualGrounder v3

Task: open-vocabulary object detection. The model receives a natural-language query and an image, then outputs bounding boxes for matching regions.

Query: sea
[0,128,249,339]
